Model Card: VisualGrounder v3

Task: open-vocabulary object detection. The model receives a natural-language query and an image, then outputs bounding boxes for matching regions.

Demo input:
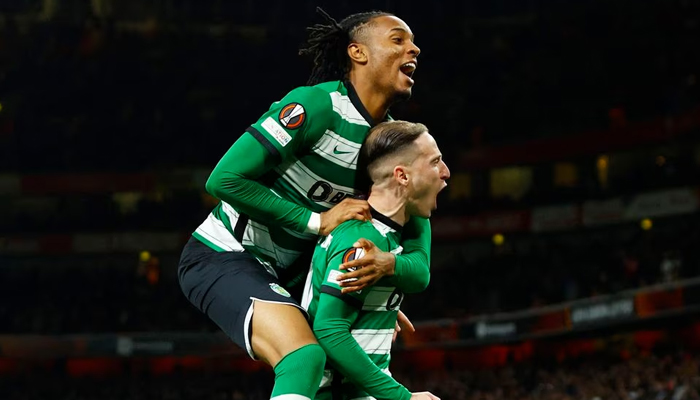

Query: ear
[393,165,409,186]
[348,43,368,65]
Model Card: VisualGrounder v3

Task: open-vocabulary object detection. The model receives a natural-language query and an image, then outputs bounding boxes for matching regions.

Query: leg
[252,301,326,400]
[178,239,325,399]
[251,300,318,367]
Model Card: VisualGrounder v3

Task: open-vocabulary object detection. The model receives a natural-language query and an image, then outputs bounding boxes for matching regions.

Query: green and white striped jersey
[193,80,384,283]
[302,212,405,399]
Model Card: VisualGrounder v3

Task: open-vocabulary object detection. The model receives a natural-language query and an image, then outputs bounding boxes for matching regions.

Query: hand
[393,310,416,343]
[337,238,396,294]
[411,392,441,400]
[319,198,371,236]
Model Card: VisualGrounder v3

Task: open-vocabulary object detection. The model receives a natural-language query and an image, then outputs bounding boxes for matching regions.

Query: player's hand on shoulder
[337,238,396,294]
[411,391,441,400]
[319,198,371,236]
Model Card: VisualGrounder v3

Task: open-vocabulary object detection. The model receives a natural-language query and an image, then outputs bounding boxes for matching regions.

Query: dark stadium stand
[1,0,700,398]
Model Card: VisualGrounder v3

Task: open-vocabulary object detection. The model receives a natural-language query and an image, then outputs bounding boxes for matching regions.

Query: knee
[303,344,326,372]
[272,344,327,398]
[275,343,326,376]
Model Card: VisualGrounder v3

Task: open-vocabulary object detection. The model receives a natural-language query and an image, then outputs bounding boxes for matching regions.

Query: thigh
[251,299,318,367]
[178,238,308,361]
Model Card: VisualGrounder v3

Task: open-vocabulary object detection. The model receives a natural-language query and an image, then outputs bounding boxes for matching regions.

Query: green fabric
[271,344,326,399]
[194,80,432,290]
[391,217,432,293]
[313,294,411,400]
[205,132,312,233]
[306,217,411,400]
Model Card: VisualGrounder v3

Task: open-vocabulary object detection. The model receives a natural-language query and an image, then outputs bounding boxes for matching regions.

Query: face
[354,15,421,100]
[404,132,450,218]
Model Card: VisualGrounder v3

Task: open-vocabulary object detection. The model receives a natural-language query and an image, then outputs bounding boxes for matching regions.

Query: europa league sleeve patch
[341,247,365,270]
[278,103,306,130]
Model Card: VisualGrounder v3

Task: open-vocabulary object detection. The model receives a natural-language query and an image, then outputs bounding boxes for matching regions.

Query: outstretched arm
[392,217,431,293]
[337,217,431,293]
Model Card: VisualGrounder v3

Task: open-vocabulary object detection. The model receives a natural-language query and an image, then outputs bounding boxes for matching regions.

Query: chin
[394,88,412,102]
[418,208,432,218]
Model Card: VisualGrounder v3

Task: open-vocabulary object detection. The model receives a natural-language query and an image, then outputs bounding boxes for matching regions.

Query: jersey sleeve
[313,294,412,400]
[312,221,412,400]
[204,85,332,234]
[205,134,314,233]
[391,217,431,293]
[320,223,389,307]
[246,86,332,163]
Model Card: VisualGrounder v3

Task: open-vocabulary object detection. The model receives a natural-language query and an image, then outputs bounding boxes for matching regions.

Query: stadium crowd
[1,1,700,398]
[1,213,697,334]
[3,346,700,400]
[400,349,700,400]
[0,0,698,174]
[403,215,700,319]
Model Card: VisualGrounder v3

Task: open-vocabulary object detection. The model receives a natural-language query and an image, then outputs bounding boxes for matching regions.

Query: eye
[392,37,403,44]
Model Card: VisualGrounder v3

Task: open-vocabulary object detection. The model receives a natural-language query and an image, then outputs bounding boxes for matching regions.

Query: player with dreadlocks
[178,8,434,400]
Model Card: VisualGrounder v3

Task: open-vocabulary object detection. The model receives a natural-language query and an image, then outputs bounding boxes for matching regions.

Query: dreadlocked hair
[299,7,392,86]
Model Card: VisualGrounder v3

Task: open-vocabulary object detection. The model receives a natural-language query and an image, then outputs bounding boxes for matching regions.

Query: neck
[367,185,409,227]
[348,72,393,123]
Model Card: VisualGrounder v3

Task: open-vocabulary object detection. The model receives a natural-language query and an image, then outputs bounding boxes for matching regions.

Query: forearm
[314,296,411,400]
[206,133,317,233]
[391,217,431,293]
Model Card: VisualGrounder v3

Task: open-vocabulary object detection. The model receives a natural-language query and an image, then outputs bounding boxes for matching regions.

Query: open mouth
[400,62,417,79]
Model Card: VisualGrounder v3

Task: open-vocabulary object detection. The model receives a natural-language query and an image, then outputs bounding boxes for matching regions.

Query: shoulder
[280,83,336,111]
[277,84,338,138]
[327,220,389,251]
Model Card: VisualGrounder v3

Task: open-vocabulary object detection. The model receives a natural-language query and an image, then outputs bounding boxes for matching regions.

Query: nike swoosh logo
[333,145,353,155]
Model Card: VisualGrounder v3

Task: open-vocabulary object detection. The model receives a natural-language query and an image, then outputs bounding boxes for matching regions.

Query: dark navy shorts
[177,236,306,359]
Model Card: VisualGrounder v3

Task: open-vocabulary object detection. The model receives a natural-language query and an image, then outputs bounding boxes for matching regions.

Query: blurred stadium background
[1,0,700,399]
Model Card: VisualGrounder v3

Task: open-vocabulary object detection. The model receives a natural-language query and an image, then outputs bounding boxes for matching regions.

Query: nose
[409,41,420,57]
[440,161,450,180]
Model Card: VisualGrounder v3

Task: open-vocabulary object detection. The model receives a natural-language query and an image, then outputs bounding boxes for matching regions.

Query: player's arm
[337,217,431,294]
[206,87,364,234]
[314,295,411,400]
[206,132,314,233]
[391,216,431,293]
[313,234,411,400]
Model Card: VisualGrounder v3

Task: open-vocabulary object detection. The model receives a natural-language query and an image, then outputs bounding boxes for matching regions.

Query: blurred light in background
[448,173,472,200]
[640,218,653,231]
[554,162,579,188]
[492,233,505,246]
[490,167,533,201]
[139,250,151,262]
[596,155,610,189]
[112,192,142,214]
